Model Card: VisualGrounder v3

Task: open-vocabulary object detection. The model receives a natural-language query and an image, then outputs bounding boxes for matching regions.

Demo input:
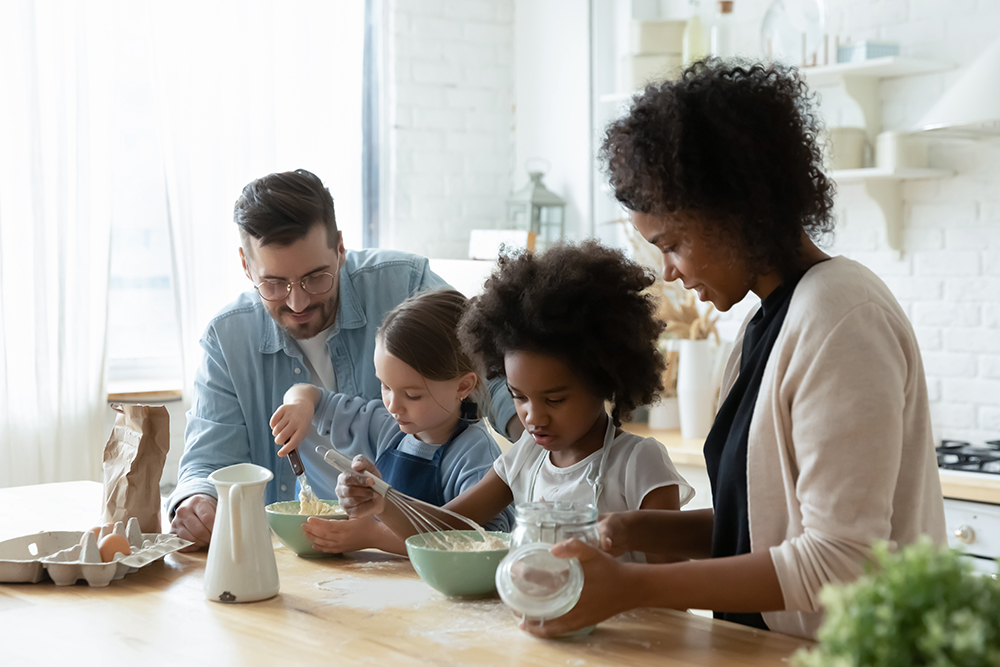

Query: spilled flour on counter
[316,574,432,611]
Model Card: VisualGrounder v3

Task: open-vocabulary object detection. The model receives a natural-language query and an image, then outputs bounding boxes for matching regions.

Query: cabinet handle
[954,525,976,545]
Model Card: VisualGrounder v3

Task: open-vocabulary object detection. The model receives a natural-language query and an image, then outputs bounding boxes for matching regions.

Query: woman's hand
[303,515,380,553]
[597,511,637,557]
[519,539,644,638]
[334,456,387,518]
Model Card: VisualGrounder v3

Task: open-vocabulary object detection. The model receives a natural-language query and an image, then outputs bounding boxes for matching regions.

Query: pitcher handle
[229,484,242,564]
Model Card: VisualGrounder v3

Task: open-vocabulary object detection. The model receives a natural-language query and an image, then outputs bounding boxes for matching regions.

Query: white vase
[648,396,680,430]
[677,339,718,440]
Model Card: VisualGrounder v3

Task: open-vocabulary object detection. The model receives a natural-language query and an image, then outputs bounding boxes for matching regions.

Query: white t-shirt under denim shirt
[297,327,337,392]
[493,420,694,563]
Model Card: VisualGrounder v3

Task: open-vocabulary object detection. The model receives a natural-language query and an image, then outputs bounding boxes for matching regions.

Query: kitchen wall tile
[945,329,1000,355]
[930,402,976,429]
[942,378,1000,406]
[882,276,944,301]
[444,0,496,21]
[922,351,977,377]
[984,304,1000,329]
[979,406,1000,432]
[914,250,981,275]
[913,303,980,328]
[980,356,1000,379]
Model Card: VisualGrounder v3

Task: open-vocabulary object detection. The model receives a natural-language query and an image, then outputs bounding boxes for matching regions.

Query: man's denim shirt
[167,249,517,515]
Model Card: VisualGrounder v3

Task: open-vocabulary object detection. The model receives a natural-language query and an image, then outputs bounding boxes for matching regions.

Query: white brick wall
[807,0,1000,444]
[383,0,514,259]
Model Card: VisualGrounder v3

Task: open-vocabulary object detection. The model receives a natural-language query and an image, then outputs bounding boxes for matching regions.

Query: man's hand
[334,456,386,518]
[169,494,217,552]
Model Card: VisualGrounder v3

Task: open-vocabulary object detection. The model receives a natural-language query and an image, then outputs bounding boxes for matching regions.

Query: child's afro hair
[458,240,666,427]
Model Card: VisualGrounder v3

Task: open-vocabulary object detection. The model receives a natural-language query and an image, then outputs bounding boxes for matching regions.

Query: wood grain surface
[0,481,812,666]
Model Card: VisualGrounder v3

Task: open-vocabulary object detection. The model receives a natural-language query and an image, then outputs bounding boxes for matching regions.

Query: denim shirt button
[281,484,287,492]
[294,368,301,374]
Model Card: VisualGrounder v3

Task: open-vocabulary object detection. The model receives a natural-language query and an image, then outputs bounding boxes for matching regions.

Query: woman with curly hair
[335,240,693,564]
[522,59,945,640]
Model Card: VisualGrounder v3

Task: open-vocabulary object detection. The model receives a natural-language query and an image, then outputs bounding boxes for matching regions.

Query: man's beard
[277,294,338,339]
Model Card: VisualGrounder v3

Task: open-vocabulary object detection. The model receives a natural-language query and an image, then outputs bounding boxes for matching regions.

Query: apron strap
[527,413,616,507]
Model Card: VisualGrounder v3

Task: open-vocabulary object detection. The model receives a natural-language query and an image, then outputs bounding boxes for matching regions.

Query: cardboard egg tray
[0,517,192,587]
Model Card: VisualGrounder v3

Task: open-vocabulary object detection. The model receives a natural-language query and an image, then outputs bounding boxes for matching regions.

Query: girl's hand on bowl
[303,514,380,553]
[335,456,386,518]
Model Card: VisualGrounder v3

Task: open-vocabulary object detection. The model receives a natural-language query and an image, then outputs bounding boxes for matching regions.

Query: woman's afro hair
[458,240,666,427]
[601,58,835,277]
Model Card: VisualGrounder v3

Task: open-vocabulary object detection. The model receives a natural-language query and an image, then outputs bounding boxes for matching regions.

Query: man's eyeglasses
[253,272,336,302]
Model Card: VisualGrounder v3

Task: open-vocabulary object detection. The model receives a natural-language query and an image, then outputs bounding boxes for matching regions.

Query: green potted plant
[793,537,1000,667]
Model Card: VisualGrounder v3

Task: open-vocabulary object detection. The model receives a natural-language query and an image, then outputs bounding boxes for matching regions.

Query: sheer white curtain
[0,1,364,487]
[0,1,114,487]
[147,0,365,391]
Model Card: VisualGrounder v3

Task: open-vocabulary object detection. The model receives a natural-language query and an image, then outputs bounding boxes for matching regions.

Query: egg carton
[0,517,192,587]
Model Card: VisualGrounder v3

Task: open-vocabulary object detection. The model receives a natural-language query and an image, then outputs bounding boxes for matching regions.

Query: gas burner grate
[936,440,1000,474]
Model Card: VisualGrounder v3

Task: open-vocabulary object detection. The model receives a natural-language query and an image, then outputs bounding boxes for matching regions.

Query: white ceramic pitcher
[204,463,280,603]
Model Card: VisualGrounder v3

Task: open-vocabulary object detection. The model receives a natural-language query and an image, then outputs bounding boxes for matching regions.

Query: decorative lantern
[506,161,566,251]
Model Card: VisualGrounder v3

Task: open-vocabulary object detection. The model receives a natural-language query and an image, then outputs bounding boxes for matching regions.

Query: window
[103,1,367,393]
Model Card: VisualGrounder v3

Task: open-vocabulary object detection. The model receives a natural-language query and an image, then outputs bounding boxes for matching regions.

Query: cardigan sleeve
[768,300,914,612]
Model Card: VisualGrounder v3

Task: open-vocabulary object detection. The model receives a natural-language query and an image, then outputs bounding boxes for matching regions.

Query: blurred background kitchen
[2,0,998,533]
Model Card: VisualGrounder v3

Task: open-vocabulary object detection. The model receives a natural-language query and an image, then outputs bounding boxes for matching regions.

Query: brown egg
[98,533,132,562]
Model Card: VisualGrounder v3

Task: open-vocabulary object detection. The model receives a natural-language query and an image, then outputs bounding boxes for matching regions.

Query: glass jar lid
[495,543,584,620]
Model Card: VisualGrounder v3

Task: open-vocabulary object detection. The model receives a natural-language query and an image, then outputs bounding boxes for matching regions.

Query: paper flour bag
[103,403,170,533]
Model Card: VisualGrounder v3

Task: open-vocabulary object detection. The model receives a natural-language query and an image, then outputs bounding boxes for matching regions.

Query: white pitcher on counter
[204,463,280,603]
[677,339,733,439]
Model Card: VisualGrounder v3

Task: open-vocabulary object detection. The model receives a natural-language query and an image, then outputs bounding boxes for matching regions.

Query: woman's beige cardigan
[718,256,946,639]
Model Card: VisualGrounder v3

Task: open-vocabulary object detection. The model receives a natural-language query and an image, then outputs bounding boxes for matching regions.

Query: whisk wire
[317,446,488,548]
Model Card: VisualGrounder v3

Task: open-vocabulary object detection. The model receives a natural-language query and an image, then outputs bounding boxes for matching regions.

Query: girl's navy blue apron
[375,420,471,506]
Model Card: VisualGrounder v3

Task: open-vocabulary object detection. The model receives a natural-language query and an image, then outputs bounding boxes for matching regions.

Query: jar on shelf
[495,502,601,628]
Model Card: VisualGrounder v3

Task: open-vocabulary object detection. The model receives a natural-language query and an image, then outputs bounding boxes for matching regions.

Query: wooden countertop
[625,423,1000,506]
[0,481,812,665]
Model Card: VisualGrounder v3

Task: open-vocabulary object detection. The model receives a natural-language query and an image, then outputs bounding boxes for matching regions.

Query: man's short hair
[234,169,338,251]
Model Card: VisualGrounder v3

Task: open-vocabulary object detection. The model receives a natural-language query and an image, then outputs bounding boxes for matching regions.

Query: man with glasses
[167,169,521,550]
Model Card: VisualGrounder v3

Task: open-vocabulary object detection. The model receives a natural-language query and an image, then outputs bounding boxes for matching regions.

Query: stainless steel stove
[936,440,1000,577]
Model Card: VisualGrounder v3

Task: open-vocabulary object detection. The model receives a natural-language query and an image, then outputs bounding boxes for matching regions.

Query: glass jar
[495,502,601,623]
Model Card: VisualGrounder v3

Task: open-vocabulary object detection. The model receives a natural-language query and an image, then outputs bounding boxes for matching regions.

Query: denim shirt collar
[258,263,368,356]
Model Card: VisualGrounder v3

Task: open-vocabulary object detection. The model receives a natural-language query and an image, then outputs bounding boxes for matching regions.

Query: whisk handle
[317,446,393,497]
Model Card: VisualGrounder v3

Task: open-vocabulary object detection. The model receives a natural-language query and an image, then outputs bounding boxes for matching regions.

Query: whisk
[316,445,492,550]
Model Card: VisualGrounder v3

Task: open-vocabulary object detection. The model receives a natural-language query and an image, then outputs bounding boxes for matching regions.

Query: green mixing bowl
[265,500,347,558]
[405,530,510,599]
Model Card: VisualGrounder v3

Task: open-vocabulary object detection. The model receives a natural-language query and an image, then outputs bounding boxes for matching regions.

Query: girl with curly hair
[335,240,693,565]
[521,59,945,640]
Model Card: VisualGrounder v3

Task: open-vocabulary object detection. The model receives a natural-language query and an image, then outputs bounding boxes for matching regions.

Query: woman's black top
[702,272,804,631]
